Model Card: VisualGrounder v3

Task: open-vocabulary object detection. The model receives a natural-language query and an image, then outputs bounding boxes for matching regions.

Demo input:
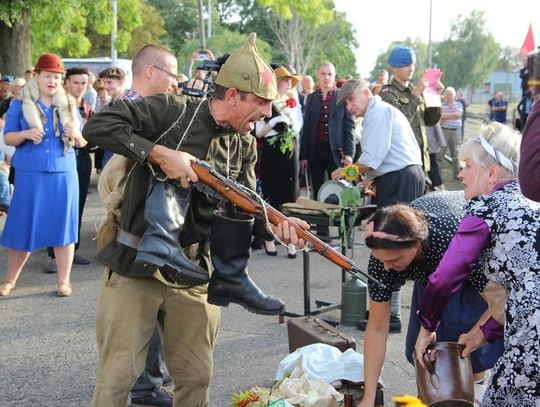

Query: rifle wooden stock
[191,160,385,288]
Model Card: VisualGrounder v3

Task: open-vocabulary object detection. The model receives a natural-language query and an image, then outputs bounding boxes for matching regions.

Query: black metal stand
[279,205,376,325]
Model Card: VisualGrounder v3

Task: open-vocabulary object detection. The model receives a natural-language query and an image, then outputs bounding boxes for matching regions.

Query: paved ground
[0,171,421,407]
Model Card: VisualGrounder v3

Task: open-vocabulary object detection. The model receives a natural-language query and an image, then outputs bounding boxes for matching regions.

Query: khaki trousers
[91,269,220,407]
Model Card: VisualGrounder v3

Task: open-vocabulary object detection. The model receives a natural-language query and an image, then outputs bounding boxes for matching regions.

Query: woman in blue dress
[0,53,87,297]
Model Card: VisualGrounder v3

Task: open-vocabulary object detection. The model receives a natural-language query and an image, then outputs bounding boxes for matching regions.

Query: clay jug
[414,342,474,407]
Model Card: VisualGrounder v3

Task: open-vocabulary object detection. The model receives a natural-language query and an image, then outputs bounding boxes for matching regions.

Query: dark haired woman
[356,191,503,407]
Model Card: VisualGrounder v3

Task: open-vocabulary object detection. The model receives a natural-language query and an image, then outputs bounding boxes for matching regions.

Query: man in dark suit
[299,61,355,199]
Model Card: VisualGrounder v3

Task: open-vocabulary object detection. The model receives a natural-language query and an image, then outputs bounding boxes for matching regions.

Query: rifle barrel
[191,159,386,289]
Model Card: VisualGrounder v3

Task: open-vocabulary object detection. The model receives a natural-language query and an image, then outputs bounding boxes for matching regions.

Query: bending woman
[415,123,539,406]
[357,190,503,407]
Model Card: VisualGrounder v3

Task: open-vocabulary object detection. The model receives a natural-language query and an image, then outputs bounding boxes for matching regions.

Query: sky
[333,0,540,78]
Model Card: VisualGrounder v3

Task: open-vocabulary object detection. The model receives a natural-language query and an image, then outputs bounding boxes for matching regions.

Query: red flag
[520,23,535,57]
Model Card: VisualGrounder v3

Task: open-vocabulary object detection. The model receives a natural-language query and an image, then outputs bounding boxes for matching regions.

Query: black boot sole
[207,295,285,316]
[136,260,210,286]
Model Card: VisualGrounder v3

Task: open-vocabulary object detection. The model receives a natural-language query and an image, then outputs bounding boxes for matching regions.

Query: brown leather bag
[414,342,474,406]
[287,316,357,353]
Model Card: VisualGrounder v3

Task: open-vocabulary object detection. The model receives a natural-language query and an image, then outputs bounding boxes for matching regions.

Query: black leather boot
[136,179,209,286]
[208,212,285,315]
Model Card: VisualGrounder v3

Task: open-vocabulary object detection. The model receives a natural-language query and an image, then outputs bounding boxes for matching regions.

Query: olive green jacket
[380,78,442,172]
[83,94,258,278]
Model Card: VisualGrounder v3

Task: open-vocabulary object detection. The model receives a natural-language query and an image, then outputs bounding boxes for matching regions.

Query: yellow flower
[341,164,360,183]
[392,395,428,407]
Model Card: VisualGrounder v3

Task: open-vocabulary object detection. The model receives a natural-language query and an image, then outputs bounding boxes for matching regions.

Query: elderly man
[440,86,463,179]
[83,33,304,407]
[331,78,424,207]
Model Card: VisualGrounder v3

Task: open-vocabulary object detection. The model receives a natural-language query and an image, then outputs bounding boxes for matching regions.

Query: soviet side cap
[337,78,369,106]
[215,32,278,100]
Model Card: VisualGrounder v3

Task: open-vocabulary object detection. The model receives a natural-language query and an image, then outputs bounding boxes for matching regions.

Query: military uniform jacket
[83,94,258,278]
[379,78,442,172]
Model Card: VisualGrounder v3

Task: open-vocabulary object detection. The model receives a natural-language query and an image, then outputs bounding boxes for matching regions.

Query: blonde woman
[415,123,540,406]
[255,65,302,259]
[0,53,87,297]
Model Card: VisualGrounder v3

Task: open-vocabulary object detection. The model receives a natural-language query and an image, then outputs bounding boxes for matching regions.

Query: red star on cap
[260,70,274,87]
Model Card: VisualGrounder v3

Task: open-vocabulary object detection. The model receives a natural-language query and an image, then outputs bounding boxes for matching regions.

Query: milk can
[340,277,367,326]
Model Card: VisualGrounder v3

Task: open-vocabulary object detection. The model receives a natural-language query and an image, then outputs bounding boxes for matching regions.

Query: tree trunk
[0,10,32,77]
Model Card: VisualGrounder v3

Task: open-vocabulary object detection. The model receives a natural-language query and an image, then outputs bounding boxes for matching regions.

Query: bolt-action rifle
[191,159,386,289]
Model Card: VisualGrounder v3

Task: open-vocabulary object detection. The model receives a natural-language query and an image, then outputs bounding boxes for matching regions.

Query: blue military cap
[0,75,14,83]
[387,46,416,67]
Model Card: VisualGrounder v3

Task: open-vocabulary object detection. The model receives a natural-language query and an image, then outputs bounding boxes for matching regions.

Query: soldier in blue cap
[380,46,442,174]
[378,45,443,333]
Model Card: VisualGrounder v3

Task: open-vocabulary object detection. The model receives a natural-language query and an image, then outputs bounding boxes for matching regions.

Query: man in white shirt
[331,78,424,207]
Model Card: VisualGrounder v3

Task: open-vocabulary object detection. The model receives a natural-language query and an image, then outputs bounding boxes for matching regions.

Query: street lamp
[111,0,117,66]
[428,0,432,67]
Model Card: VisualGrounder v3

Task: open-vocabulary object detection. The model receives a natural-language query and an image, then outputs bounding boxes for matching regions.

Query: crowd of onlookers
[1,41,539,407]
[0,46,536,289]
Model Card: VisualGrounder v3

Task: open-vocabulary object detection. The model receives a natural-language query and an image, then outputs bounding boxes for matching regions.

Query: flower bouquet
[328,164,363,246]
[230,387,271,407]
[267,94,297,158]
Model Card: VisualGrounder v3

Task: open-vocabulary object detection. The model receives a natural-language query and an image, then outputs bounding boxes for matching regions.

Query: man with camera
[84,33,303,407]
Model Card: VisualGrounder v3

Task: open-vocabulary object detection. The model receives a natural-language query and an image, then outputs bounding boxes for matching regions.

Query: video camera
[179,58,223,98]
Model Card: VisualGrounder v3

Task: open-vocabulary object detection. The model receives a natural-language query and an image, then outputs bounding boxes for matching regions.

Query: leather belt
[116,228,141,249]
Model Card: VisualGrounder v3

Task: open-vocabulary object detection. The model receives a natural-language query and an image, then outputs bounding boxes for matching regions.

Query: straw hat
[274,66,301,88]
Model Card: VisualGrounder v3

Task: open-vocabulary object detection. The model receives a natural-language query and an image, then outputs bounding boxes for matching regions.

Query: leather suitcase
[287,316,357,353]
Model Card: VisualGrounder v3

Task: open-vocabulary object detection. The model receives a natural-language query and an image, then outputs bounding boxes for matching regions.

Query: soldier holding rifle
[83,34,307,407]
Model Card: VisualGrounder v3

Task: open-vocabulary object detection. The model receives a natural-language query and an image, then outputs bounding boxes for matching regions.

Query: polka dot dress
[367,190,488,301]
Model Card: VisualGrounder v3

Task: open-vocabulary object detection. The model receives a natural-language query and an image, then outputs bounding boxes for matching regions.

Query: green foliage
[30,1,92,60]
[309,10,358,77]
[496,46,522,71]
[257,0,333,26]
[87,1,114,35]
[145,0,201,54]
[216,0,356,76]
[0,0,143,61]
[267,126,295,158]
[433,11,500,91]
[126,3,167,57]
[0,0,46,25]
[177,28,273,75]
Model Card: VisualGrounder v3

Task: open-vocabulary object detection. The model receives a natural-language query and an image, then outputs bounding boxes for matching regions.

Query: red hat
[34,53,65,74]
